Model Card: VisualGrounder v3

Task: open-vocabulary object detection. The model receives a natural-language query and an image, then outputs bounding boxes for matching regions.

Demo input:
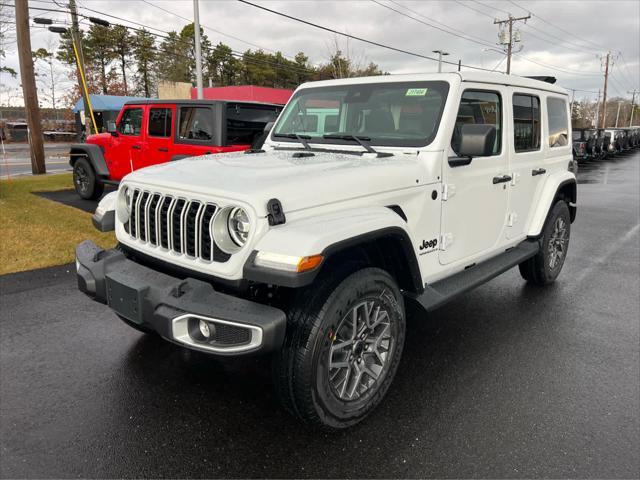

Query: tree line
[572,97,638,129]
[52,22,384,102]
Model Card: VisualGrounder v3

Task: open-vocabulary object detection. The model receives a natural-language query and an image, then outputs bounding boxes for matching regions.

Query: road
[1,142,73,177]
[1,152,638,478]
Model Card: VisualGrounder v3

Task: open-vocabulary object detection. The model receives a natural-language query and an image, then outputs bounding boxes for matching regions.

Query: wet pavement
[1,151,638,478]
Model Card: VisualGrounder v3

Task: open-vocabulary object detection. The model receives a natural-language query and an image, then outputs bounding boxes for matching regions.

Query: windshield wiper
[322,134,393,157]
[272,133,312,151]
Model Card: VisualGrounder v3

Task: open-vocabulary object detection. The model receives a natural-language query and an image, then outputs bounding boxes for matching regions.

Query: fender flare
[243,207,423,292]
[527,172,577,238]
[69,144,109,178]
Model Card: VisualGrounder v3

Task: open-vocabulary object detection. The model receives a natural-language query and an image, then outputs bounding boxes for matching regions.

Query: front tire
[73,157,104,200]
[273,267,406,429]
[519,200,571,286]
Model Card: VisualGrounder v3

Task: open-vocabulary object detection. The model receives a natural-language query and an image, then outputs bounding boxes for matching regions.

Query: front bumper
[76,240,286,356]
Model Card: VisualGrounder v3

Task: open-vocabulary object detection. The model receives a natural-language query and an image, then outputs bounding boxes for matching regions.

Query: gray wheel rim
[328,300,394,402]
[548,216,567,270]
[74,165,89,193]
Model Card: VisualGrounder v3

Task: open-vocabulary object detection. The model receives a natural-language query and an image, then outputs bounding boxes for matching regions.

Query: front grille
[126,188,228,263]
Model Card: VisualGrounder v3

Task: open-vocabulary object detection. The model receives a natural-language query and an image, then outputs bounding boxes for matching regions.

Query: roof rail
[525,76,557,84]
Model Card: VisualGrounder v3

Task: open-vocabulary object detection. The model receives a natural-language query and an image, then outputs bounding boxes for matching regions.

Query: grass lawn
[0,173,116,275]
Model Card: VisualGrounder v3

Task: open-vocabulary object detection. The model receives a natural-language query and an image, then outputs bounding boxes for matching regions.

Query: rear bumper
[75,240,286,356]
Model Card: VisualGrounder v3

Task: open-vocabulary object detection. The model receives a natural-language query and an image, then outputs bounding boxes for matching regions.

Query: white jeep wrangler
[77,72,576,429]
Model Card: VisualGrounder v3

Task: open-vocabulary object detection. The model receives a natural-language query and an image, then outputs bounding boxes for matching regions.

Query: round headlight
[211,206,251,254]
[228,207,250,247]
[116,185,131,222]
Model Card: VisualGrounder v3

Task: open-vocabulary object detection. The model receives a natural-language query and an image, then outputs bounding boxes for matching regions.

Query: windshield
[271,81,450,148]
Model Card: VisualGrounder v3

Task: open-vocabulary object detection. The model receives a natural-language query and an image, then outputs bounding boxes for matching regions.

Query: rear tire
[273,267,406,429]
[519,200,571,286]
[73,157,104,200]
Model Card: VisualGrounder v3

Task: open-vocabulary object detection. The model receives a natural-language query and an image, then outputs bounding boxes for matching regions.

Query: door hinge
[510,172,521,186]
[507,212,518,227]
[440,233,454,250]
[442,184,456,201]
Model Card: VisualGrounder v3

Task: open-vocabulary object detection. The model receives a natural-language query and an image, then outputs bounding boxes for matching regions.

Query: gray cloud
[2,0,638,104]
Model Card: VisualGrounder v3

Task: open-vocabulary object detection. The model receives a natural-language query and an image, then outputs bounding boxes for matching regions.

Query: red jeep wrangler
[69,99,282,199]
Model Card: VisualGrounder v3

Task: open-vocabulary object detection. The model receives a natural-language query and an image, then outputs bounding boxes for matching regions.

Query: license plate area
[105,273,145,324]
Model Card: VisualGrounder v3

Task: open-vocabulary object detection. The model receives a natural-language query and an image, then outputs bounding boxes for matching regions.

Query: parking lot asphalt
[1,152,638,478]
[1,142,74,178]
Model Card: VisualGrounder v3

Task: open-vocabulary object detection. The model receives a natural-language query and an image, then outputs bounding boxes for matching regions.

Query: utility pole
[193,0,204,99]
[628,89,638,126]
[15,0,46,174]
[432,50,449,73]
[599,52,615,129]
[615,101,622,127]
[569,88,576,118]
[457,59,461,72]
[595,89,601,129]
[494,13,530,75]
[68,0,95,135]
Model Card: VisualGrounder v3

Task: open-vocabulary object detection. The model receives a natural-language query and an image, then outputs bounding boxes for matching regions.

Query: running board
[408,240,540,312]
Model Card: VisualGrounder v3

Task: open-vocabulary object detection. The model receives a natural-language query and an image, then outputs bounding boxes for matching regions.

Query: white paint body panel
[108,72,575,286]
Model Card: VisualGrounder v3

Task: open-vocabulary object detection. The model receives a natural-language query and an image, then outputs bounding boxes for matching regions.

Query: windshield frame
[269,80,450,149]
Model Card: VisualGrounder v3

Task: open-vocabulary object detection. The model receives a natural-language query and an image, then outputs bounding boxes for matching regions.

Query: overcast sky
[2,0,639,106]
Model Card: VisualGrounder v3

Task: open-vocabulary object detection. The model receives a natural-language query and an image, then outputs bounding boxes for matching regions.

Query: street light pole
[193,0,204,99]
[432,50,449,73]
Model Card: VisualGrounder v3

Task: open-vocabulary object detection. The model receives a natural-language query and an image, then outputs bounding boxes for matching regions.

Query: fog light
[199,319,211,339]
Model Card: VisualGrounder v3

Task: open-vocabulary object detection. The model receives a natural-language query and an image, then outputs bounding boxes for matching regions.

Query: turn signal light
[297,255,324,272]
[255,252,324,273]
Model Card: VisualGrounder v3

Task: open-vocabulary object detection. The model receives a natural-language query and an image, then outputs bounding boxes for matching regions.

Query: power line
[465,0,605,55]
[24,3,320,79]
[507,0,603,51]
[138,0,300,61]
[372,0,495,50]
[371,0,601,77]
[236,0,496,72]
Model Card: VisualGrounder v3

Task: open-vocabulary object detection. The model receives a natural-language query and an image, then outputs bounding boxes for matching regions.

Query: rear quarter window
[547,97,569,147]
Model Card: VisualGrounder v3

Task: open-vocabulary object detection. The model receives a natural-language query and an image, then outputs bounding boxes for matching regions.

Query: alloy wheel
[328,299,394,401]
[548,217,567,270]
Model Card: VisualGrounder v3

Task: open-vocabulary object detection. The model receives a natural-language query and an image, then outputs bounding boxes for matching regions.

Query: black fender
[244,227,424,294]
[69,144,109,178]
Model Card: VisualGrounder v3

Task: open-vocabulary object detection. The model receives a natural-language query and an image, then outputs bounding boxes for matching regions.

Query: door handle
[158,147,169,152]
[131,145,141,150]
[532,168,546,176]
[492,175,512,184]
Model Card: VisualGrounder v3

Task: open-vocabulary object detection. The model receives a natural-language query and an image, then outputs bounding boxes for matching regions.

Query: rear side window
[225,104,281,144]
[451,90,502,156]
[118,108,143,136]
[179,107,213,141]
[513,94,540,152]
[547,97,569,147]
[148,108,172,137]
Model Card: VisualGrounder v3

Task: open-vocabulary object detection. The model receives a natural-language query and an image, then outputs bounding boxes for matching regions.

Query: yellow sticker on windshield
[406,88,428,96]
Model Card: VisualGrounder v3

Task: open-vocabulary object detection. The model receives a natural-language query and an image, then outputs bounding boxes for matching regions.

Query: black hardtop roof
[123,99,282,107]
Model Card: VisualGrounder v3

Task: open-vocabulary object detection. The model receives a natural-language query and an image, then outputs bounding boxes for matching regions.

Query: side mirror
[107,121,118,136]
[449,124,497,167]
